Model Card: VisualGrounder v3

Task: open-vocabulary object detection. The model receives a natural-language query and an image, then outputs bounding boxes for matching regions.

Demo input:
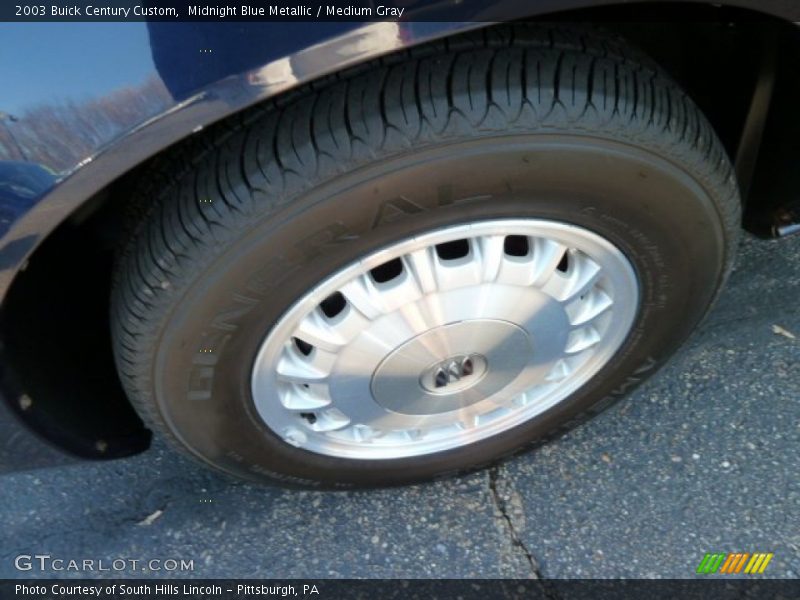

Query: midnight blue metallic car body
[2,0,800,472]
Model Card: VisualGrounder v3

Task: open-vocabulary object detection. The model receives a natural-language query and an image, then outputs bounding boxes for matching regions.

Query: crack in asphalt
[488,466,561,599]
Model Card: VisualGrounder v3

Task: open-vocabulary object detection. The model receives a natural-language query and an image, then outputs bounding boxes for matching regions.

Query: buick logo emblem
[435,356,475,387]
[420,353,488,394]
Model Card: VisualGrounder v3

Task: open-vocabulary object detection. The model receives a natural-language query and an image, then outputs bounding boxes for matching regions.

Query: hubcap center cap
[370,319,532,416]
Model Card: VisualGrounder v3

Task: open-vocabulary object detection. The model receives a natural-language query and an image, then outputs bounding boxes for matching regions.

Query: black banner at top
[5,0,799,22]
[2,0,515,22]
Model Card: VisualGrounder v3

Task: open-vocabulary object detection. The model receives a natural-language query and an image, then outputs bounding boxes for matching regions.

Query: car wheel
[111,25,740,488]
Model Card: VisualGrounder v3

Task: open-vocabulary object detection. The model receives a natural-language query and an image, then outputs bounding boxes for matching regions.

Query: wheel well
[3,6,798,458]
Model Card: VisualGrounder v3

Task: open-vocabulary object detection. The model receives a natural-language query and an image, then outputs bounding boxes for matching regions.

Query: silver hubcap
[251,219,639,459]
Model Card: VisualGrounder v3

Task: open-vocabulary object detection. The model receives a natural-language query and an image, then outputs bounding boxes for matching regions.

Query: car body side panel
[0,392,71,473]
[0,0,798,471]
[0,21,482,296]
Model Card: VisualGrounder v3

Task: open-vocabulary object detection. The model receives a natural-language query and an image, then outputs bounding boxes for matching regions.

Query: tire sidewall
[153,134,726,487]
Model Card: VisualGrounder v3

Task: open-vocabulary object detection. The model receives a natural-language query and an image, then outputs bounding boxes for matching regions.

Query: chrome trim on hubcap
[251,219,639,459]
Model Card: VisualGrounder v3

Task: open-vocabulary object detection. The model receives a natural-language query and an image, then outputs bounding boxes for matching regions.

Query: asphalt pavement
[1,232,798,579]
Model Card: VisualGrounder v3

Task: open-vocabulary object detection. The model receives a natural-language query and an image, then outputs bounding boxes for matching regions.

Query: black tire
[111,24,740,488]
